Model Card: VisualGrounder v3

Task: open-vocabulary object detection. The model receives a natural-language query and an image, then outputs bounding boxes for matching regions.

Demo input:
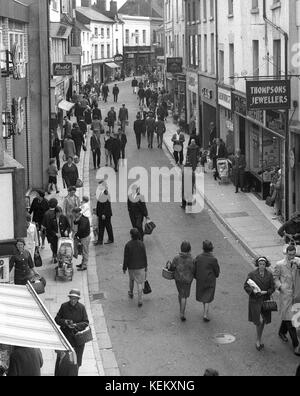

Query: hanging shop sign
[218,87,232,110]
[167,57,183,74]
[114,54,124,63]
[53,63,73,76]
[246,80,291,111]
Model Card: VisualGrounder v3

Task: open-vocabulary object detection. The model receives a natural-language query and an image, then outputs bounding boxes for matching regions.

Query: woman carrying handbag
[244,257,276,352]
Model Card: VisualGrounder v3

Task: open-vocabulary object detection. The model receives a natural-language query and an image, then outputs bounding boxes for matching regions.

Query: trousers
[279,321,299,348]
[99,217,114,243]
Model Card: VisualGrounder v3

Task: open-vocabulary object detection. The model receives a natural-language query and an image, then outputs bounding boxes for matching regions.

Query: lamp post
[0,74,4,167]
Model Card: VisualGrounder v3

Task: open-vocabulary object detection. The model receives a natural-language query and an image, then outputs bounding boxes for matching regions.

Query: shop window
[262,129,281,179]
[249,123,262,175]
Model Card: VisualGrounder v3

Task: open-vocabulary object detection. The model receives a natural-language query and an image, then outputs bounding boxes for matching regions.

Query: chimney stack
[81,0,92,6]
[96,0,107,12]
[110,1,118,14]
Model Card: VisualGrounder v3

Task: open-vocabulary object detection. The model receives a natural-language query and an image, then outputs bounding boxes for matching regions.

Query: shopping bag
[162,261,175,280]
[76,179,83,188]
[144,220,156,235]
[74,326,93,347]
[34,250,43,268]
[143,280,152,295]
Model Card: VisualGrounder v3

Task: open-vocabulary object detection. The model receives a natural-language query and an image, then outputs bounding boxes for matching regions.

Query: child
[92,208,99,242]
[47,158,59,194]
[104,130,113,167]
[80,196,91,218]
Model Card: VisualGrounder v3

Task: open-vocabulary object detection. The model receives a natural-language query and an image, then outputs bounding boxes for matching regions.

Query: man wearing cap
[73,208,91,271]
[55,289,89,369]
[42,198,59,263]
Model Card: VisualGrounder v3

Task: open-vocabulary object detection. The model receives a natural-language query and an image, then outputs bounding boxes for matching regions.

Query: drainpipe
[215,0,220,138]
[0,74,3,167]
[263,0,290,220]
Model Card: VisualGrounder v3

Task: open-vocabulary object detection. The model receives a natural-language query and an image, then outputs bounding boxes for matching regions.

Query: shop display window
[249,123,262,175]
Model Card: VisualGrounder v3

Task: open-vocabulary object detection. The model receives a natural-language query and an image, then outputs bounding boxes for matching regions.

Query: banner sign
[53,63,72,76]
[246,80,291,111]
[167,58,183,74]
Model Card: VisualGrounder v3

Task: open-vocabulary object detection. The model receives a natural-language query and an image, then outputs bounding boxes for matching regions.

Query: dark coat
[7,347,43,376]
[71,127,84,148]
[78,120,87,135]
[110,137,121,158]
[194,252,220,303]
[120,134,127,149]
[92,108,102,121]
[58,214,71,237]
[134,119,145,135]
[55,352,78,377]
[244,269,275,326]
[210,143,228,160]
[62,163,79,188]
[186,144,200,171]
[90,134,101,151]
[113,86,120,95]
[123,240,148,271]
[74,215,90,240]
[102,85,109,96]
[127,194,148,218]
[107,110,117,126]
[29,198,49,226]
[232,155,247,185]
[9,250,34,285]
[119,108,129,121]
[132,78,138,87]
[55,301,89,347]
[42,209,58,243]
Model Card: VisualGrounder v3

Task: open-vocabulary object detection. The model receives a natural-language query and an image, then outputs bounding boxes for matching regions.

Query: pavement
[163,122,284,266]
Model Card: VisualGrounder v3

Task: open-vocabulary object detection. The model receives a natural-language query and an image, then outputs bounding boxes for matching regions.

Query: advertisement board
[246,80,291,111]
[53,63,72,76]
[167,58,183,74]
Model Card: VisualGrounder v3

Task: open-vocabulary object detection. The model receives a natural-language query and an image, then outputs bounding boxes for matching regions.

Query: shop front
[232,92,285,202]
[218,86,234,155]
[186,70,199,136]
[124,46,154,76]
[290,122,300,214]
[200,76,216,148]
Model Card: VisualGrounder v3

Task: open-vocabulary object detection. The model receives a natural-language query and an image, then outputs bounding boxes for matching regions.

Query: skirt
[176,281,192,299]
[128,269,146,285]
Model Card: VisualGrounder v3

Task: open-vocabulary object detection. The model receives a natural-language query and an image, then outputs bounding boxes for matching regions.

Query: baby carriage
[55,237,74,282]
[217,158,230,184]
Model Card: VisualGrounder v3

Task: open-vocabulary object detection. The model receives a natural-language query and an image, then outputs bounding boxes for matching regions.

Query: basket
[74,326,93,347]
[162,262,175,280]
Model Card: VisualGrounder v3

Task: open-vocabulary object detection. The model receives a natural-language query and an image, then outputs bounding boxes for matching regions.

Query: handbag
[162,261,175,280]
[34,250,43,268]
[29,273,46,295]
[143,280,152,295]
[262,299,278,313]
[76,179,83,188]
[74,326,93,347]
[144,220,156,235]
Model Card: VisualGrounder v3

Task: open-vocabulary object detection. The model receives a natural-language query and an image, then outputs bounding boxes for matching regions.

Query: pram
[55,237,74,282]
[217,158,231,184]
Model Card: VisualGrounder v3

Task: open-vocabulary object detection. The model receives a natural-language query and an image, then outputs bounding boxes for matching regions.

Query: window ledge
[270,2,281,11]
[209,16,214,21]
[228,14,234,19]
[251,7,259,14]
[203,18,207,23]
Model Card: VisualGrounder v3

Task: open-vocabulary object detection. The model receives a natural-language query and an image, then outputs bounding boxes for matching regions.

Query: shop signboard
[246,80,291,111]
[53,63,72,76]
[114,54,124,63]
[218,87,232,110]
[167,58,183,74]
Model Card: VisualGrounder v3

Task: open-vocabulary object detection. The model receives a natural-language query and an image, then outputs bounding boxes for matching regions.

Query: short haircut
[254,257,271,268]
[130,228,140,240]
[82,196,89,203]
[37,190,45,198]
[49,198,58,209]
[181,241,191,253]
[287,245,297,253]
[203,240,214,253]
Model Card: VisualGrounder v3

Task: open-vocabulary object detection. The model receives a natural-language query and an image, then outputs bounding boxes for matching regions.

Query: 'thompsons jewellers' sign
[246,80,291,111]
[53,63,73,77]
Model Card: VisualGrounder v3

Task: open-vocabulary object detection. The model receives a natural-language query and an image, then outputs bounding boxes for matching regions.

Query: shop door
[294,136,300,212]
[239,117,246,155]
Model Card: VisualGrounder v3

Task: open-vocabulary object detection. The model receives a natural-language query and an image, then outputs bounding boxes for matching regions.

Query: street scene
[0,0,300,378]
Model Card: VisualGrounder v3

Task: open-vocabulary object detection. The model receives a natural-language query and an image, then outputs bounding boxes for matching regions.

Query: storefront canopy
[0,283,73,352]
[58,100,75,112]
[106,62,119,69]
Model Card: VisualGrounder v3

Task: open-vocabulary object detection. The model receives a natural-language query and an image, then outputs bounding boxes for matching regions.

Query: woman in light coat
[63,187,81,234]
[25,213,39,261]
[274,245,300,356]
[170,241,195,322]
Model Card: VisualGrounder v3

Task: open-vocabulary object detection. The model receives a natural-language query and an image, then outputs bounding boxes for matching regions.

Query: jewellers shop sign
[53,63,73,77]
[246,80,291,111]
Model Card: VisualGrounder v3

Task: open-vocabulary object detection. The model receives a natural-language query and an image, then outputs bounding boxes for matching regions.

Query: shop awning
[0,283,73,352]
[105,62,119,69]
[58,100,75,112]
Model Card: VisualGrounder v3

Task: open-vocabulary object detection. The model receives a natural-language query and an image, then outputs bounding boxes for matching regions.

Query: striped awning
[0,283,73,352]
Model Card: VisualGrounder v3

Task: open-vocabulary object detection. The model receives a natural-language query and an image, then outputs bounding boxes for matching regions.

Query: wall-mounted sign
[218,87,232,110]
[167,57,183,74]
[202,88,213,100]
[0,257,10,284]
[53,63,72,76]
[114,54,124,63]
[246,80,291,111]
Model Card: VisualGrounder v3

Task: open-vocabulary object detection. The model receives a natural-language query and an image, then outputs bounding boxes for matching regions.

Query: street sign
[246,80,291,111]
[53,63,73,77]
[114,54,124,63]
[167,57,183,74]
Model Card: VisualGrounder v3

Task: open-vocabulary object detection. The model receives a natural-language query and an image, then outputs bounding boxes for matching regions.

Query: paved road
[89,81,299,376]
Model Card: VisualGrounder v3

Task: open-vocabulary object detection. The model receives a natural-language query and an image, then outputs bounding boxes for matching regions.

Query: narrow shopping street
[88,80,299,376]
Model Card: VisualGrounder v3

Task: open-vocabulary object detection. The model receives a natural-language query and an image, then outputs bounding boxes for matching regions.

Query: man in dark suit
[134,113,144,149]
[127,186,149,242]
[232,149,247,193]
[96,181,114,246]
[118,104,129,132]
[73,208,91,271]
[90,131,101,169]
[42,198,59,263]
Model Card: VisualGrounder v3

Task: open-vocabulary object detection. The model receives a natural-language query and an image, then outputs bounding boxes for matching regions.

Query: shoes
[104,240,114,245]
[203,317,210,323]
[56,191,60,194]
[279,333,289,343]
[76,264,82,268]
[180,316,186,322]
[256,344,264,352]
[138,302,143,308]
[128,291,134,299]
[294,347,300,356]
[94,241,103,246]
[78,266,87,272]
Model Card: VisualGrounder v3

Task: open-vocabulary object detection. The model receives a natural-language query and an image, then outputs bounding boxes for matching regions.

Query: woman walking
[63,187,81,234]
[194,241,220,322]
[29,190,49,249]
[244,257,276,351]
[123,229,148,308]
[9,239,35,285]
[25,213,39,261]
[170,241,195,322]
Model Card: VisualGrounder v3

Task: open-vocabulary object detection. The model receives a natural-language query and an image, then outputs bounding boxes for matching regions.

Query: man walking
[123,228,148,308]
[232,149,247,193]
[146,112,156,149]
[92,103,102,122]
[102,83,109,103]
[155,117,166,149]
[107,107,117,133]
[127,185,149,241]
[138,86,145,106]
[113,84,120,103]
[110,133,121,172]
[96,180,114,246]
[73,208,91,272]
[90,131,101,169]
[134,113,144,150]
[118,104,129,132]
[132,77,138,94]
